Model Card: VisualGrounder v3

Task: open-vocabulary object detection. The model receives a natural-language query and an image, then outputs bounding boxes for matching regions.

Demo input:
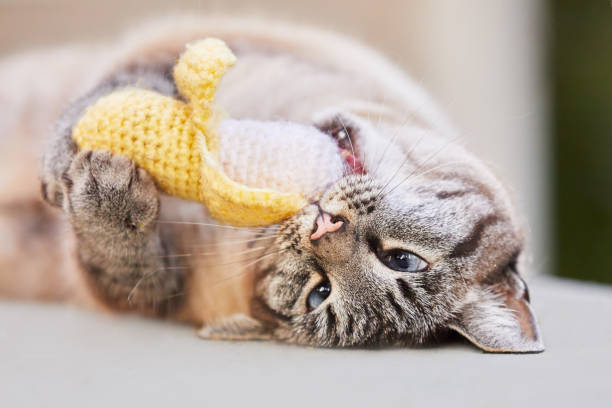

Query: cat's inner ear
[198,314,273,341]
[449,265,544,353]
[313,109,373,173]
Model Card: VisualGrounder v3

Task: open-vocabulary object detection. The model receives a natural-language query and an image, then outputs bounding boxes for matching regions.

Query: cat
[0,16,543,353]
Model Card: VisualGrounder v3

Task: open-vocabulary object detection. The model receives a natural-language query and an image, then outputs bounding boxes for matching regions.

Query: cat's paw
[62,150,159,233]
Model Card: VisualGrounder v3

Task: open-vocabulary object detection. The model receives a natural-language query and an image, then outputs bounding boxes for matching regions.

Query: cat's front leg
[62,149,184,315]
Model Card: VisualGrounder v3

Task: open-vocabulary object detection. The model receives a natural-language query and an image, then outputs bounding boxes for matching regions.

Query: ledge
[1,276,610,407]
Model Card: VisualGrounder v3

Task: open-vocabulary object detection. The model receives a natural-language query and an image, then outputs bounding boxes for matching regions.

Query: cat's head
[201,112,544,353]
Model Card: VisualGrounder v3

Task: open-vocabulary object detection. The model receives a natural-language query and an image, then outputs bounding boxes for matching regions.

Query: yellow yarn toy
[72,39,344,226]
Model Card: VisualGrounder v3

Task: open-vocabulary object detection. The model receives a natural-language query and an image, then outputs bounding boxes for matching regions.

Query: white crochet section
[217,120,344,200]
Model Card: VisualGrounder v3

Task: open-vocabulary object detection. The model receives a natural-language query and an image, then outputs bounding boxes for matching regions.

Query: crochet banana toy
[73,39,344,226]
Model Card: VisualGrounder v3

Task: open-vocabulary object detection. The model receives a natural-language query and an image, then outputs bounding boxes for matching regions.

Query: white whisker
[374,130,428,199]
[158,220,275,232]
[189,235,278,248]
[378,135,460,198]
[156,253,193,259]
[212,249,286,285]
[195,245,269,258]
[384,160,468,196]
[127,269,161,302]
[372,116,412,176]
[337,115,356,161]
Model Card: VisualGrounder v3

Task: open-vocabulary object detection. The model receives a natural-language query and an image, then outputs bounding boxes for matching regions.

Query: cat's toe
[123,167,159,231]
[88,151,135,190]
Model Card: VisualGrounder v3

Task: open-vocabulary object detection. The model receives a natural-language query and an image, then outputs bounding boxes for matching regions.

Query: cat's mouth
[339,147,364,174]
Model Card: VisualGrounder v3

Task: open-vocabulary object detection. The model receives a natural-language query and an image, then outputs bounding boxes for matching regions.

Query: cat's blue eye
[307,281,331,310]
[380,249,428,273]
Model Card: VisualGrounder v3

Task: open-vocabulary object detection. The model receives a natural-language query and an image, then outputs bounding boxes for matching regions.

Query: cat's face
[258,174,462,347]
[247,114,544,353]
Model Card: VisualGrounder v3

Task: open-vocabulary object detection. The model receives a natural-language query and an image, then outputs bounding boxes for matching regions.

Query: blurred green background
[552,0,612,284]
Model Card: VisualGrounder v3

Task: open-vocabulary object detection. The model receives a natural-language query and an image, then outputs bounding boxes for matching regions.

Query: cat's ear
[449,268,544,353]
[313,109,377,173]
[198,314,274,341]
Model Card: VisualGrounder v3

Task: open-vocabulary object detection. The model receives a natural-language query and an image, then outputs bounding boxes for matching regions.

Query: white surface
[1,276,610,408]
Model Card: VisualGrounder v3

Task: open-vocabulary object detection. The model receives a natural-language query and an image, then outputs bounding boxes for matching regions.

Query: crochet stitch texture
[72,38,318,226]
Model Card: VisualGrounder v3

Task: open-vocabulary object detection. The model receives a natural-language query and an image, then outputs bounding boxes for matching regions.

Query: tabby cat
[0,17,543,353]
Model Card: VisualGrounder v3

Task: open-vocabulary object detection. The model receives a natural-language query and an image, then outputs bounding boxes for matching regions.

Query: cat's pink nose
[311,212,344,240]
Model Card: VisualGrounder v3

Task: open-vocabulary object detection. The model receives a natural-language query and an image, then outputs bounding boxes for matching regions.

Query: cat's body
[0,17,543,352]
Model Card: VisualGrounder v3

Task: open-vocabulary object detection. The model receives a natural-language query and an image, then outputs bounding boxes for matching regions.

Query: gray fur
[42,66,183,315]
[248,116,543,352]
[63,149,183,314]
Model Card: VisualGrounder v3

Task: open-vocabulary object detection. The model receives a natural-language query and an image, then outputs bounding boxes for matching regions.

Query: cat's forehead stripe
[435,189,476,200]
[449,214,500,259]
